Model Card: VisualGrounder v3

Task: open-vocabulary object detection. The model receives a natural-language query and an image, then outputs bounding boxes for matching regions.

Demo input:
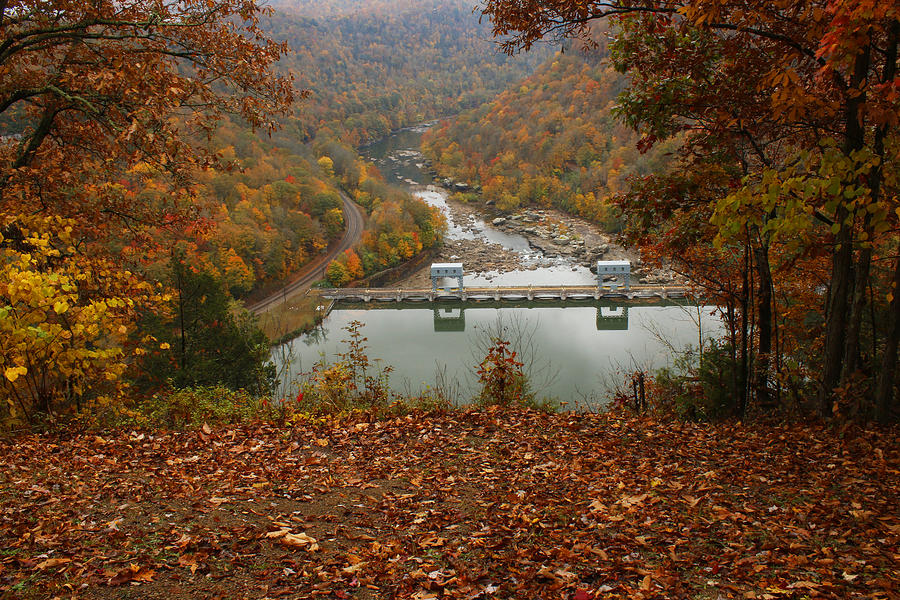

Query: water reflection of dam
[331,299,653,332]
[432,304,628,332]
[433,307,465,332]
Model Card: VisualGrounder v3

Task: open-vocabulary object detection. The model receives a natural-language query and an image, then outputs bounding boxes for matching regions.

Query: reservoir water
[276,126,721,406]
[277,300,721,406]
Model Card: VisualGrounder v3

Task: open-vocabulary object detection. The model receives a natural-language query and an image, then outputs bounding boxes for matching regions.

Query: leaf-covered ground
[1,409,898,599]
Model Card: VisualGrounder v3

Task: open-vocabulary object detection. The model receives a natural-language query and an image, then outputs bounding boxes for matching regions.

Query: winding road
[246,191,365,314]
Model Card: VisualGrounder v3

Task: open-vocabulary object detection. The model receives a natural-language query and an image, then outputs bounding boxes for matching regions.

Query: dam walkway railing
[316,285,693,303]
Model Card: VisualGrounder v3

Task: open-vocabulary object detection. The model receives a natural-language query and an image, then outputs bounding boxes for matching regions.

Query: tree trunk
[754,241,773,407]
[175,258,187,373]
[843,243,871,382]
[875,251,900,422]
[819,42,870,416]
[869,20,899,420]
[738,239,750,416]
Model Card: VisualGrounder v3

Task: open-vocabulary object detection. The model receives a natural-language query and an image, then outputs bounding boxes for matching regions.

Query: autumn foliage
[263,0,550,146]
[324,151,445,286]
[422,29,674,228]
[480,0,900,420]
[0,1,293,420]
[0,214,163,421]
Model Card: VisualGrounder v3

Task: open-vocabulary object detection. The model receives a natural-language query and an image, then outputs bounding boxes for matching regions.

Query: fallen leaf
[107,564,156,586]
[342,561,367,575]
[36,558,70,570]
[265,528,289,539]
[132,567,156,583]
[281,531,319,551]
[620,493,648,507]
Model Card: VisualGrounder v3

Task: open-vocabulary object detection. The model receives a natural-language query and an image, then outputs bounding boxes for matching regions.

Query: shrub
[136,386,264,428]
[651,339,741,421]
[475,338,532,407]
[296,320,395,415]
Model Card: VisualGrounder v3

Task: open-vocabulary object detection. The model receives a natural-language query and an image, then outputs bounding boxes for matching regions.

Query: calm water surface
[277,302,722,406]
[275,128,720,406]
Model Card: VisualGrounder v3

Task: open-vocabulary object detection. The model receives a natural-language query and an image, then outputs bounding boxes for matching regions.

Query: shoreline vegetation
[257,246,439,346]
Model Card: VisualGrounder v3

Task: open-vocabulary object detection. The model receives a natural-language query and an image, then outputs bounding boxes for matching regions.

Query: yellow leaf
[4,366,26,382]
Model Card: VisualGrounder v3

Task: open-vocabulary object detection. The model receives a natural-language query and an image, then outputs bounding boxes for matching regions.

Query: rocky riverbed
[395,192,685,287]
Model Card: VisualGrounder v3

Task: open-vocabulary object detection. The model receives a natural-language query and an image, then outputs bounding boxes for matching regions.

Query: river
[275,125,722,406]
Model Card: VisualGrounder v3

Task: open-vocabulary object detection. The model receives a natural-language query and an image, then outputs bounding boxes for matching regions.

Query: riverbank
[394,192,687,288]
[3,408,897,599]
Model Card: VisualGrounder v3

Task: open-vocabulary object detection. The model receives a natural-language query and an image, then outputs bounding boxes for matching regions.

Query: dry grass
[256,291,328,343]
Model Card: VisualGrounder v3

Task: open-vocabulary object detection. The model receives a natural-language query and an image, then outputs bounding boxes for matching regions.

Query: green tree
[139,249,275,396]
[326,259,352,287]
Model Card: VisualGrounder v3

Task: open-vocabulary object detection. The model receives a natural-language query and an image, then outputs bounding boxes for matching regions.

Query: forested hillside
[266,0,550,146]
[162,0,532,296]
[1,1,462,415]
[421,35,676,228]
[128,124,444,297]
[170,0,542,295]
[133,126,340,296]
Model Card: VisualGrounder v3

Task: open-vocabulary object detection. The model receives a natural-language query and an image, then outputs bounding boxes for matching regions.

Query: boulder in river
[492,217,507,226]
